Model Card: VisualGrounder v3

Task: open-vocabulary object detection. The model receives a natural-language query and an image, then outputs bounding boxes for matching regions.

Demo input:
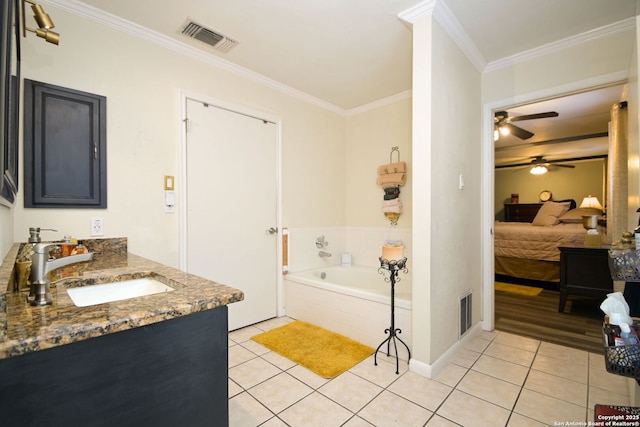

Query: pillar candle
[382,244,404,261]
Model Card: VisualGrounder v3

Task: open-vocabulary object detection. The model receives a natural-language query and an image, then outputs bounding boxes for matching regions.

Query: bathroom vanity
[0,239,243,427]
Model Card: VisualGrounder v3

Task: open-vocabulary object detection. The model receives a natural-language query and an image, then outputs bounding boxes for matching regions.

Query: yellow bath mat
[251,320,374,378]
[495,282,543,296]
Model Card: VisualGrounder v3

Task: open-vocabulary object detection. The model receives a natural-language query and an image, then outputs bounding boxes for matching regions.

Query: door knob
[266,227,278,234]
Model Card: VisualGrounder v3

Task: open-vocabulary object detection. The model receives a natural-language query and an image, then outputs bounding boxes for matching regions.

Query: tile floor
[228,317,634,426]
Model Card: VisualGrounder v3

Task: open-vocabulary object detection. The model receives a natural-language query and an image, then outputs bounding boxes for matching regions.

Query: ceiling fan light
[499,126,510,136]
[530,165,548,175]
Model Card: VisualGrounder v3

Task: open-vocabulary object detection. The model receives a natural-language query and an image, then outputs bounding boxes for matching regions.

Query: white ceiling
[55,0,639,162]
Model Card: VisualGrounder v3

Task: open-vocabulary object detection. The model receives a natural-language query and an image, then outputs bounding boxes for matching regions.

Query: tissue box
[603,317,640,379]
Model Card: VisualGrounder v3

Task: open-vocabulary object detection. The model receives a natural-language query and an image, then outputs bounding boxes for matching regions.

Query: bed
[494,200,606,282]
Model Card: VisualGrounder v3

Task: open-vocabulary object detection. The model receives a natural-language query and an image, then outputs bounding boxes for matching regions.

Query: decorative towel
[376,173,406,187]
[377,161,406,175]
[383,187,400,200]
[382,199,402,214]
[382,199,402,208]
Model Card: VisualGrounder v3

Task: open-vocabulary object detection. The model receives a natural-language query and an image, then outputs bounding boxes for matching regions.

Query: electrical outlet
[90,218,104,236]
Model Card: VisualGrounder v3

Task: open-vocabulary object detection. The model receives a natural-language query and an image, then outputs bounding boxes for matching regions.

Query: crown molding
[484,17,636,73]
[397,0,437,24]
[346,90,412,116]
[40,0,348,116]
[398,0,487,73]
[397,1,636,76]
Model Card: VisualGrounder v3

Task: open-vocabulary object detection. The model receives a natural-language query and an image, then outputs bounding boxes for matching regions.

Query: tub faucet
[315,235,328,248]
[28,242,94,306]
[318,251,332,258]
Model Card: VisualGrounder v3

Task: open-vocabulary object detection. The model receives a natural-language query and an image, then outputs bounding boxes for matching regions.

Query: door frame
[481,71,628,332]
[178,90,285,318]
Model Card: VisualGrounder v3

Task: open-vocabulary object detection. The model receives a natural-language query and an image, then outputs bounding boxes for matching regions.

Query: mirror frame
[0,0,19,206]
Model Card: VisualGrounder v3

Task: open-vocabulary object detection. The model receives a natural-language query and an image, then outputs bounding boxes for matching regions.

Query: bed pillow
[532,201,571,226]
[559,207,603,224]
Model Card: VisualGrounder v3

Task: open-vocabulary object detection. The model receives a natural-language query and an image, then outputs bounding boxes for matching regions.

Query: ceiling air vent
[181,19,238,53]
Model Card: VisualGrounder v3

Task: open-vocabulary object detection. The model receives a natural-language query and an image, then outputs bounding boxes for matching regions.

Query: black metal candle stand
[374,256,410,374]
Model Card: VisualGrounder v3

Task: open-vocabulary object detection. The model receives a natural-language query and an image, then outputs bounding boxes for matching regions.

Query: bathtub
[284,265,412,359]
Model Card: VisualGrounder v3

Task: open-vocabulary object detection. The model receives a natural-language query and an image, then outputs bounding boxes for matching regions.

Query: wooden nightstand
[558,245,613,313]
[503,203,542,222]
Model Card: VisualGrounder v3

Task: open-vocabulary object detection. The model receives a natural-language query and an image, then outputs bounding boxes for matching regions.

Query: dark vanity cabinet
[0,307,229,427]
[23,79,107,208]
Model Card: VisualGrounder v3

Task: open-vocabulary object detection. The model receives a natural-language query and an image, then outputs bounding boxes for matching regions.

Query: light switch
[165,190,176,214]
[459,174,465,190]
[165,191,176,206]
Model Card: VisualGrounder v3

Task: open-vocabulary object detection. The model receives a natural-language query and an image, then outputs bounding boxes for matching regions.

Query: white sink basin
[67,277,175,307]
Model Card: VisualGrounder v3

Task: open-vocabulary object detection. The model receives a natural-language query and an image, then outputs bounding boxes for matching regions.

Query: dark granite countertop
[0,238,244,359]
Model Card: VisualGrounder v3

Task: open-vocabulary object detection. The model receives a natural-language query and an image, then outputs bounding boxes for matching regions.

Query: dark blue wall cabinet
[24,79,106,208]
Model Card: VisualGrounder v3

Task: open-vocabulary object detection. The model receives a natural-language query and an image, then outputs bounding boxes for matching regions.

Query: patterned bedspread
[494,221,605,262]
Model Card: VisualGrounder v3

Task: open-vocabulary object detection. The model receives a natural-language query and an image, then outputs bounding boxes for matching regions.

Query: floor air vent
[181,19,238,53]
[459,291,472,338]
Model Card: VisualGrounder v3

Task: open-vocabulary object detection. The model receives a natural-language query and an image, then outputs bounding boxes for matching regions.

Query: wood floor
[495,284,605,354]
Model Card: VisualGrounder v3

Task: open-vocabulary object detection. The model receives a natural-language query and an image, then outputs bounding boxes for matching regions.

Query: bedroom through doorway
[492,83,627,353]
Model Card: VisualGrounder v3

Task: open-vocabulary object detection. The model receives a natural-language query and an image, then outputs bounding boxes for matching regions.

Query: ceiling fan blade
[509,111,559,122]
[550,163,575,168]
[504,123,534,140]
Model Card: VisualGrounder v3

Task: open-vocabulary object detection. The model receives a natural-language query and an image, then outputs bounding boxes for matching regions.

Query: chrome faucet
[28,243,93,306]
[315,235,328,248]
[318,251,332,258]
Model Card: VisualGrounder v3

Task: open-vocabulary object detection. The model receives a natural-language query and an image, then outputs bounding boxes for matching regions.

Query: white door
[185,99,278,330]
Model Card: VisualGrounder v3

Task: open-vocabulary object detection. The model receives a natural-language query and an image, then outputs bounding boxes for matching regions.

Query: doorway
[182,97,280,331]
[481,77,628,334]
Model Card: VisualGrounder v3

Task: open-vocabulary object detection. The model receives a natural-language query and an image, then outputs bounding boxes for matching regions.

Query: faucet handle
[315,235,328,248]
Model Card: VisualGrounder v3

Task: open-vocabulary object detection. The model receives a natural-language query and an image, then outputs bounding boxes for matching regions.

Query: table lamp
[580,195,603,248]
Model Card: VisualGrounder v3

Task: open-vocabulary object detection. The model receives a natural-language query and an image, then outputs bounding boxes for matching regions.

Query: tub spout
[318,251,332,258]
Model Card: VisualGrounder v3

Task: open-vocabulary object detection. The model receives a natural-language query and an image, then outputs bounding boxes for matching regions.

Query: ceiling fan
[529,156,575,174]
[494,110,559,140]
[496,156,576,174]
[530,156,574,168]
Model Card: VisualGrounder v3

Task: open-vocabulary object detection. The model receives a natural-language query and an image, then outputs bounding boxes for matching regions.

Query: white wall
[411,11,482,369]
[429,18,482,362]
[286,96,413,273]
[13,6,346,267]
[482,29,635,106]
[345,97,412,227]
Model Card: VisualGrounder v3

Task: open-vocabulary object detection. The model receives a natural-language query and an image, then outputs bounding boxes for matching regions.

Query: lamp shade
[580,195,603,210]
